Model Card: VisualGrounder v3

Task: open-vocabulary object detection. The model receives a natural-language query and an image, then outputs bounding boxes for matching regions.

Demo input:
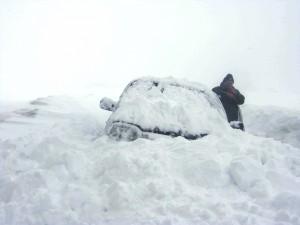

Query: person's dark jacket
[212,86,245,122]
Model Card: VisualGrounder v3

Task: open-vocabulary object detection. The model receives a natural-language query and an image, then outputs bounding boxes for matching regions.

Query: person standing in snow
[212,74,245,131]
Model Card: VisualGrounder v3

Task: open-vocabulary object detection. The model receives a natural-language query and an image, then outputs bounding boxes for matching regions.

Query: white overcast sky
[0,0,300,101]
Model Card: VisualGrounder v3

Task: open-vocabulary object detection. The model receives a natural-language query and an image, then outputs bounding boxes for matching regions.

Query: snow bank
[1,95,300,225]
[243,104,300,149]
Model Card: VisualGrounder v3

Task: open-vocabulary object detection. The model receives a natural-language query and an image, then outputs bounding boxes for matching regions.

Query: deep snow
[1,91,300,225]
[243,104,300,149]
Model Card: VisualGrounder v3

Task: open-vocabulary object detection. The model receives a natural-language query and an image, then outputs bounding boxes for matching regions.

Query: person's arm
[219,88,245,105]
[213,86,245,105]
[234,90,245,105]
[212,87,235,103]
[212,87,222,95]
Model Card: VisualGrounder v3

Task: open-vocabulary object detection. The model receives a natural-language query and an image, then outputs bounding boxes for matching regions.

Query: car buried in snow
[100,77,230,141]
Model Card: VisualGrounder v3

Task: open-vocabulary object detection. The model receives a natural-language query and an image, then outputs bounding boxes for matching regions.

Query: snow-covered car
[100,77,230,141]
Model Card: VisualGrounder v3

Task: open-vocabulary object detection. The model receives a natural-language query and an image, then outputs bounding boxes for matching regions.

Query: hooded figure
[212,74,245,130]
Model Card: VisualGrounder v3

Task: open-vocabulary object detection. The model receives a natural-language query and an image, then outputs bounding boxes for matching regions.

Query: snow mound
[243,105,300,148]
[0,95,300,225]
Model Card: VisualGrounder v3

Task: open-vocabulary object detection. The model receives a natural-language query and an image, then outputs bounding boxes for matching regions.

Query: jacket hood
[221,74,234,86]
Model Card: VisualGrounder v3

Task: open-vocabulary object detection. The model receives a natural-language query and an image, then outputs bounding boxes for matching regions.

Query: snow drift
[243,104,300,149]
[0,94,300,225]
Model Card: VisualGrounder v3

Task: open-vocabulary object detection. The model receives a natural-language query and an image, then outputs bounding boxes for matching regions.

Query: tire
[106,122,142,141]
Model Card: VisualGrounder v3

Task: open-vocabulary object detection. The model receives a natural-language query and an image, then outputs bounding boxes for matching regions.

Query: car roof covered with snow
[101,77,229,140]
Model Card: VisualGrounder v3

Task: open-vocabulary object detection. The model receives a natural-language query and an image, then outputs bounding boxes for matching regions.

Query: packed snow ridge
[1,88,300,225]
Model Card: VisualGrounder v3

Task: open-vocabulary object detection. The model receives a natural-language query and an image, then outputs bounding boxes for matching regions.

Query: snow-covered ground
[244,104,300,149]
[1,89,300,225]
